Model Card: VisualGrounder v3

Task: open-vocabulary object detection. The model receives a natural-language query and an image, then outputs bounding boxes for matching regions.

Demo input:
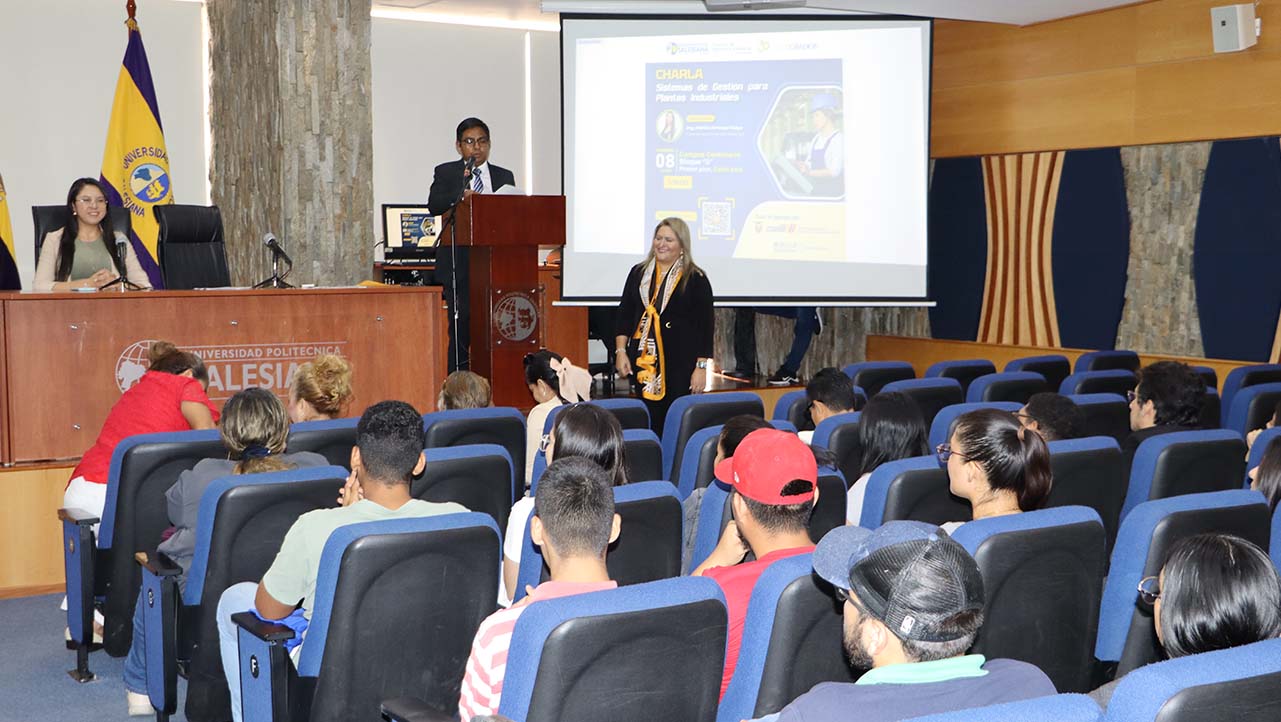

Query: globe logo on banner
[129,163,171,204]
[492,292,539,343]
[116,340,154,392]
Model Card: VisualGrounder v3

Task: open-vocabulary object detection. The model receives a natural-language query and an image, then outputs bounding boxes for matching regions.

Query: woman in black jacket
[614,217,715,432]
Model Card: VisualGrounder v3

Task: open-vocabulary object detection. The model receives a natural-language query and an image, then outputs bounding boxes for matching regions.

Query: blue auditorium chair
[1199,386,1222,429]
[812,411,862,485]
[772,387,868,432]
[672,425,724,500]
[951,507,1107,693]
[1224,382,1281,436]
[925,358,996,397]
[1273,503,1281,569]
[1247,427,1281,480]
[60,428,225,672]
[513,481,683,603]
[929,402,1023,449]
[1069,393,1131,443]
[689,481,734,572]
[1121,430,1247,520]
[1060,370,1138,397]
[1190,365,1218,390]
[1096,490,1270,677]
[136,466,348,719]
[286,417,358,468]
[415,444,514,536]
[234,513,501,722]
[530,428,664,492]
[422,407,526,491]
[383,577,730,722]
[1075,349,1140,373]
[905,694,1102,721]
[1045,437,1127,552]
[1005,353,1071,393]
[965,371,1048,404]
[1102,638,1281,722]
[858,455,968,529]
[717,554,858,722]
[661,392,764,480]
[541,397,652,435]
[842,360,915,396]
[1222,363,1281,416]
[881,377,964,429]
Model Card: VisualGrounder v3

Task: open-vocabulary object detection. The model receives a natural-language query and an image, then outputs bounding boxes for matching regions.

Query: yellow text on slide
[654,210,698,223]
[733,202,846,261]
[686,115,716,123]
[664,176,694,190]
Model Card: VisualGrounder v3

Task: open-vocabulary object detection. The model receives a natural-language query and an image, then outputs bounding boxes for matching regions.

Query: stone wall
[208,0,374,286]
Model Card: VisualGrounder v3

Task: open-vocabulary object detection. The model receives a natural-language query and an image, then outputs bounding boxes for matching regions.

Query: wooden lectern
[444,194,566,408]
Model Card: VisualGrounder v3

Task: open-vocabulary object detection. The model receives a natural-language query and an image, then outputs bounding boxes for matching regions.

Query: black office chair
[154,204,230,289]
[33,204,134,258]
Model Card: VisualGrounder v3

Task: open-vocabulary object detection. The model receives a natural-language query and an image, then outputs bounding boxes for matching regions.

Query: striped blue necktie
[472,167,483,193]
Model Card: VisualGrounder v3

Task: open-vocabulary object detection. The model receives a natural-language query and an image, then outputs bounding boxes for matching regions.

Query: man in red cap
[693,427,819,697]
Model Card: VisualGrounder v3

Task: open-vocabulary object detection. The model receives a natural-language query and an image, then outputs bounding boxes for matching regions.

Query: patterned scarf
[632,256,684,401]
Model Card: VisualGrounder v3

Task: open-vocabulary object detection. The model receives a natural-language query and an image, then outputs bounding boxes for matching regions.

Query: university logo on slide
[117,339,348,401]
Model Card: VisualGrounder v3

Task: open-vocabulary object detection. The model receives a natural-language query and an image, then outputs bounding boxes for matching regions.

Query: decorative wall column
[208,0,374,286]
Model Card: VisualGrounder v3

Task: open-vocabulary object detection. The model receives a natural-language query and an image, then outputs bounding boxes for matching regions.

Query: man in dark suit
[427,117,517,372]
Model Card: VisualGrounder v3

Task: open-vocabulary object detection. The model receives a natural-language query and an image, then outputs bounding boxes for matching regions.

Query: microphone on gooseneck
[116,235,129,273]
[263,232,293,267]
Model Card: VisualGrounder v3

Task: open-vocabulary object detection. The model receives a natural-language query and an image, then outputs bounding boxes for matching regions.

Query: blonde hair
[643,217,704,291]
[291,354,353,418]
[221,388,292,475]
[438,370,492,410]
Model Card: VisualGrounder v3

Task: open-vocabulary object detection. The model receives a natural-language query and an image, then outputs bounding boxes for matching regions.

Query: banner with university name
[100,13,172,289]
[0,173,19,290]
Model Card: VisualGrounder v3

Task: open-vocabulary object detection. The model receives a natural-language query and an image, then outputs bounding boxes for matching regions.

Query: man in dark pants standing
[729,307,822,386]
[427,117,517,371]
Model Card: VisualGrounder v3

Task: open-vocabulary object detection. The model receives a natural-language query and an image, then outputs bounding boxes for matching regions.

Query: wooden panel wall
[0,465,73,597]
[933,0,1281,157]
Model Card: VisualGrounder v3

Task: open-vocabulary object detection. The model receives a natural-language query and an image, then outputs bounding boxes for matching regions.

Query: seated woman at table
[34,177,151,292]
[287,354,354,422]
[63,341,219,525]
[123,387,328,715]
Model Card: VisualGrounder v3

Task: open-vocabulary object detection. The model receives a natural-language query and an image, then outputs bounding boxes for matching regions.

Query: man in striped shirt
[458,457,621,719]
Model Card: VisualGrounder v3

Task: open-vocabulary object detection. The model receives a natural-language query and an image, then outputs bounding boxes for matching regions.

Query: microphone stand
[98,239,145,292]
[252,249,295,289]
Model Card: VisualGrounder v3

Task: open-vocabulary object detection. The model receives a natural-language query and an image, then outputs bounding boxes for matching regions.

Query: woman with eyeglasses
[938,408,1052,533]
[501,403,629,605]
[1088,533,1281,707]
[522,349,592,487]
[35,177,151,292]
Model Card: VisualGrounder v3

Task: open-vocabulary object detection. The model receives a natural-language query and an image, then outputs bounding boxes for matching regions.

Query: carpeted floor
[0,593,189,722]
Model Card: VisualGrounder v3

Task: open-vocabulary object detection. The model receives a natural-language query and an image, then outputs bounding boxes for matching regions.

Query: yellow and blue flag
[0,173,19,290]
[100,13,173,289]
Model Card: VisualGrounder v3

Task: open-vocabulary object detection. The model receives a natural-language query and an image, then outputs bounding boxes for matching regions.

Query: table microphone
[263,233,293,266]
[115,235,129,272]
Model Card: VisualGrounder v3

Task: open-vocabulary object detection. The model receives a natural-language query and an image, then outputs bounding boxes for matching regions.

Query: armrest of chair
[380,697,459,722]
[58,507,101,526]
[137,552,180,716]
[136,550,183,577]
[59,507,100,657]
[232,612,293,722]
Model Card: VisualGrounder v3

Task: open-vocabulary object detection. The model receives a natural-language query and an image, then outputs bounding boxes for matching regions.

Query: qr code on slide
[701,201,732,236]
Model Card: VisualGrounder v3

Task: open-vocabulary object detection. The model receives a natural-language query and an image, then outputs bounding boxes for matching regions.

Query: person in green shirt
[214,400,467,722]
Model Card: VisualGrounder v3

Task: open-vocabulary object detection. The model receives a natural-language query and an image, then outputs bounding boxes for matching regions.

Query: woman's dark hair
[57,177,124,282]
[524,349,565,402]
[147,341,209,386]
[857,392,929,477]
[1136,361,1205,428]
[1159,533,1281,659]
[221,388,293,475]
[1253,436,1281,513]
[718,414,773,458]
[550,403,629,487]
[952,408,1052,511]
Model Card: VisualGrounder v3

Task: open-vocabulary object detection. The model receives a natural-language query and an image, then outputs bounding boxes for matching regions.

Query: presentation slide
[561,16,931,303]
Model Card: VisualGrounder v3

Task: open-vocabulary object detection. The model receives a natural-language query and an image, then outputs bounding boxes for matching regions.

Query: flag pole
[126,0,137,30]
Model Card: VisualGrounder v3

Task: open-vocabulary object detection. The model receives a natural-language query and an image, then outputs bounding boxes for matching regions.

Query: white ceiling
[370,0,1151,27]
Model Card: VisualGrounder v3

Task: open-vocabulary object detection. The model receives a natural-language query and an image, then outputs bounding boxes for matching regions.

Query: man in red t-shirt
[693,428,818,697]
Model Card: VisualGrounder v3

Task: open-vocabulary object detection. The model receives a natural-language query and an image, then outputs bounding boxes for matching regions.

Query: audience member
[1249,435,1281,513]
[437,370,492,411]
[681,414,774,572]
[940,409,1052,533]
[502,403,629,604]
[753,522,1056,722]
[694,428,818,697]
[1123,361,1205,470]
[34,177,151,292]
[1088,533,1281,706]
[799,367,860,443]
[65,341,218,525]
[122,388,326,715]
[1246,400,1281,455]
[459,457,620,719]
[846,392,929,525]
[523,350,593,486]
[287,354,353,422]
[1018,392,1086,442]
[215,401,467,722]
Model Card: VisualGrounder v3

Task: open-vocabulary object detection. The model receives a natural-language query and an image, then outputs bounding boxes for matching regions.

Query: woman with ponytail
[938,408,1053,533]
[522,349,593,486]
[123,388,327,713]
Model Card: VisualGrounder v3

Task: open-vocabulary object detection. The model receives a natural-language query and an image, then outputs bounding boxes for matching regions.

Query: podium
[445,194,566,408]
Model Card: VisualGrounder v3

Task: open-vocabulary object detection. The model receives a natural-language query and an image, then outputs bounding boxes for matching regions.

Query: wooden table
[0,286,446,464]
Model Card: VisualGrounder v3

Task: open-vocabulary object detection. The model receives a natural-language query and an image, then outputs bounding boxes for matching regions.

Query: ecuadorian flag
[100,15,172,289]
[0,173,18,289]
